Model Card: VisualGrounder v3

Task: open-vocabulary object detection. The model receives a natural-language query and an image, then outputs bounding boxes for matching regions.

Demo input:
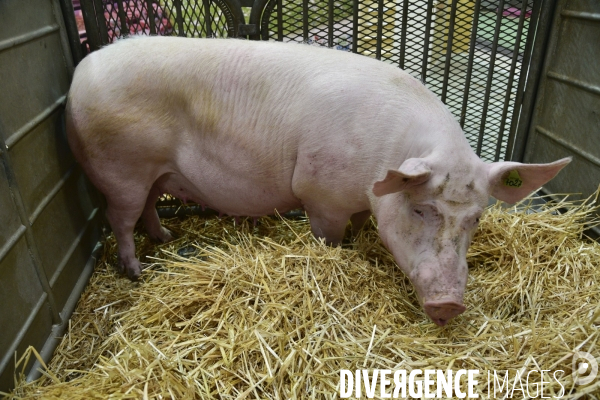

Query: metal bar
[547,71,600,96]
[420,0,435,84]
[535,125,600,168]
[494,0,529,161]
[303,0,309,42]
[116,0,129,38]
[328,0,334,47]
[57,0,84,65]
[475,0,506,156]
[5,96,67,149]
[399,0,408,69]
[277,0,283,41]
[29,167,75,226]
[511,0,559,162]
[174,0,186,36]
[352,0,358,53]
[79,0,101,51]
[0,141,60,324]
[146,0,157,35]
[92,0,109,45]
[48,208,99,286]
[0,25,59,53]
[375,0,383,60]
[459,0,481,128]
[226,0,246,38]
[441,0,459,104]
[51,0,75,79]
[505,0,541,161]
[27,241,102,383]
[249,0,268,39]
[203,0,214,37]
[561,10,600,21]
[0,292,49,381]
[0,225,26,264]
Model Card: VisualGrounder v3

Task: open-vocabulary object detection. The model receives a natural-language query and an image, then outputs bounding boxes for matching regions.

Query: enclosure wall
[0,0,102,391]
[522,0,600,231]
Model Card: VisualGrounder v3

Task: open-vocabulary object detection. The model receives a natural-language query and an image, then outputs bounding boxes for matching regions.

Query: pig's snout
[424,300,466,327]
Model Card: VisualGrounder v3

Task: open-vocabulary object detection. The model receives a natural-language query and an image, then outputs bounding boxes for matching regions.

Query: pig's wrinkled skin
[66,36,570,326]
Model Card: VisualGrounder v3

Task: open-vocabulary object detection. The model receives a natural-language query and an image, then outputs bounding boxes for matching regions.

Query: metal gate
[77,0,544,163]
[0,0,102,390]
[519,0,600,236]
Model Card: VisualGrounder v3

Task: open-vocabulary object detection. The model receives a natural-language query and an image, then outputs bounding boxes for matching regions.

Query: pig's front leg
[350,210,371,236]
[304,205,350,245]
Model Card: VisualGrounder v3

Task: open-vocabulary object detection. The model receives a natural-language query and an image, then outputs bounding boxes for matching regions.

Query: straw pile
[4,192,600,399]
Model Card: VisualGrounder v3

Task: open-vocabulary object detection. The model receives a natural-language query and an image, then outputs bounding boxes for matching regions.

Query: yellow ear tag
[504,170,523,187]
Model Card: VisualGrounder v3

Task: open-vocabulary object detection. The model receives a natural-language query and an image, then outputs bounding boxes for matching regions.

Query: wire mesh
[97,0,234,42]
[258,0,536,162]
[79,0,537,162]
[75,0,538,216]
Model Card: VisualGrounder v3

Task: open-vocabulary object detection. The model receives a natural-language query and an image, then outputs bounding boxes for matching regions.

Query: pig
[66,36,570,326]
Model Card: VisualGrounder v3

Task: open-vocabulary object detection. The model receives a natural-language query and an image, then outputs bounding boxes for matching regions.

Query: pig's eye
[413,209,424,217]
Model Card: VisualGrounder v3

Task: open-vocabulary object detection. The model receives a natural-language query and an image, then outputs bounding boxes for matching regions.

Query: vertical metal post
[505,0,544,161]
[399,0,408,69]
[174,0,186,36]
[494,0,529,161]
[93,0,109,44]
[146,0,157,35]
[328,0,334,47]
[79,0,102,50]
[475,0,506,156]
[459,0,481,128]
[277,0,283,41]
[57,0,84,64]
[303,0,309,42]
[116,0,129,38]
[511,0,559,162]
[375,0,384,60]
[203,0,214,37]
[352,0,359,53]
[421,0,435,84]
[441,0,459,104]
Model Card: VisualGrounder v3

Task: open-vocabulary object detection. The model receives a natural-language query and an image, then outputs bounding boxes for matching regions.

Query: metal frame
[510,0,558,162]
[69,0,553,208]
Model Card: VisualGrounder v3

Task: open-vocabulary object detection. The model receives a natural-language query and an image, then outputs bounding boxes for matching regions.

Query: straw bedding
[4,193,600,399]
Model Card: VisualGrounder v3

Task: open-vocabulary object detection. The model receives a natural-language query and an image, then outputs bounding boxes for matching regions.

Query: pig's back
[67,37,463,212]
[69,36,442,149]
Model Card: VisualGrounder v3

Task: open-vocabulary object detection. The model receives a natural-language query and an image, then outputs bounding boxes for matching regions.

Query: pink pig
[66,37,569,326]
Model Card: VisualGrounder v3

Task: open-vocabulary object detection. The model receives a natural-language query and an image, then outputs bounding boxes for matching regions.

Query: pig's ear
[487,157,571,204]
[373,158,432,197]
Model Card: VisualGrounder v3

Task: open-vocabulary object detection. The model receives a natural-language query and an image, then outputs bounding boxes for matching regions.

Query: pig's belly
[156,171,302,216]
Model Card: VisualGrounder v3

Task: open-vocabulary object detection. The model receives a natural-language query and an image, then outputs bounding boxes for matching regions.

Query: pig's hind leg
[141,185,173,243]
[104,187,151,281]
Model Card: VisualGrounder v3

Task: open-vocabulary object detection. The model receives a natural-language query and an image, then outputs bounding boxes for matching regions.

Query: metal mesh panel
[262,0,354,49]
[76,0,538,217]
[258,0,536,162]
[82,0,536,161]
[98,0,234,42]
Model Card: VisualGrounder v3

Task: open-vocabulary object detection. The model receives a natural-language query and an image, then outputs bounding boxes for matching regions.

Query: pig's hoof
[118,257,142,281]
[125,264,142,281]
[150,226,174,243]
